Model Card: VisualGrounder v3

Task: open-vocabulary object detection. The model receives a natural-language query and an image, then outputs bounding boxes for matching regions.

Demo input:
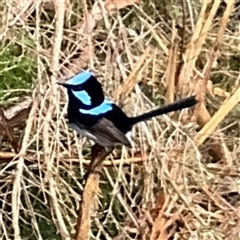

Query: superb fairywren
[58,71,198,151]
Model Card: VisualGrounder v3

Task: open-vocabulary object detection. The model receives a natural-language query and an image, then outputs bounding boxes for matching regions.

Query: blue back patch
[66,71,92,85]
[79,100,113,115]
[72,90,92,105]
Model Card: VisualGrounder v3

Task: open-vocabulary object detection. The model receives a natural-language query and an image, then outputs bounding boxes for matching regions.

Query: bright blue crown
[66,71,92,85]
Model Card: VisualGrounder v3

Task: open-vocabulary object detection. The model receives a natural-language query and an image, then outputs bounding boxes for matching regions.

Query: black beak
[57,82,68,87]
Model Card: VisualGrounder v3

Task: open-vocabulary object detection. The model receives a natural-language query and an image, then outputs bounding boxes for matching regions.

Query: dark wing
[91,118,132,147]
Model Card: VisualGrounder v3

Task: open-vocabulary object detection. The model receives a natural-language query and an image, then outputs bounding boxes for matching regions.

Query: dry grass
[0,0,240,239]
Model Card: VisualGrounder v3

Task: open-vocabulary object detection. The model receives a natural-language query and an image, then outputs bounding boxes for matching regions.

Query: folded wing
[91,118,132,147]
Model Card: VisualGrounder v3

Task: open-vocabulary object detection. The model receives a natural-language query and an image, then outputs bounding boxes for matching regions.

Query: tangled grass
[0,0,240,239]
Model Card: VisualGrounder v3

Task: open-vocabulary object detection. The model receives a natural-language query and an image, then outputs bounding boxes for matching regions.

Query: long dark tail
[130,96,198,126]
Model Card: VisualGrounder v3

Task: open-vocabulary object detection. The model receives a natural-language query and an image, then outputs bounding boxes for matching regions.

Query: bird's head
[58,70,105,108]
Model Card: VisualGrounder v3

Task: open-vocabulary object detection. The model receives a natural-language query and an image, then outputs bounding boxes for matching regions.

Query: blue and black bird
[58,71,198,151]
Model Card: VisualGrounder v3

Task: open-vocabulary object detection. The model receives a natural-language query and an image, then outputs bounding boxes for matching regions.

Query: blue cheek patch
[66,71,92,85]
[72,90,92,105]
[79,100,113,115]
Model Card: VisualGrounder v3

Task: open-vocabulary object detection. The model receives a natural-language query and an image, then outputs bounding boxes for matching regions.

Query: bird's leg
[83,144,114,180]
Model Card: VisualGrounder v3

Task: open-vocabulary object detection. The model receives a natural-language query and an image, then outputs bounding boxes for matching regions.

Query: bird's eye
[76,86,83,91]
[70,85,82,91]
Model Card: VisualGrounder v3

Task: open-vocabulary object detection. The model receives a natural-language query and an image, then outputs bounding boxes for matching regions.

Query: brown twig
[174,0,187,87]
[83,144,114,180]
[75,144,113,240]
[0,150,146,165]
[114,47,151,106]
[194,1,235,162]
[2,97,32,127]
[0,108,19,153]
[44,0,70,238]
[165,38,178,104]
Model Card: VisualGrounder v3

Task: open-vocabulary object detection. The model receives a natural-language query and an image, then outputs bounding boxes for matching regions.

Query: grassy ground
[0,0,240,239]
